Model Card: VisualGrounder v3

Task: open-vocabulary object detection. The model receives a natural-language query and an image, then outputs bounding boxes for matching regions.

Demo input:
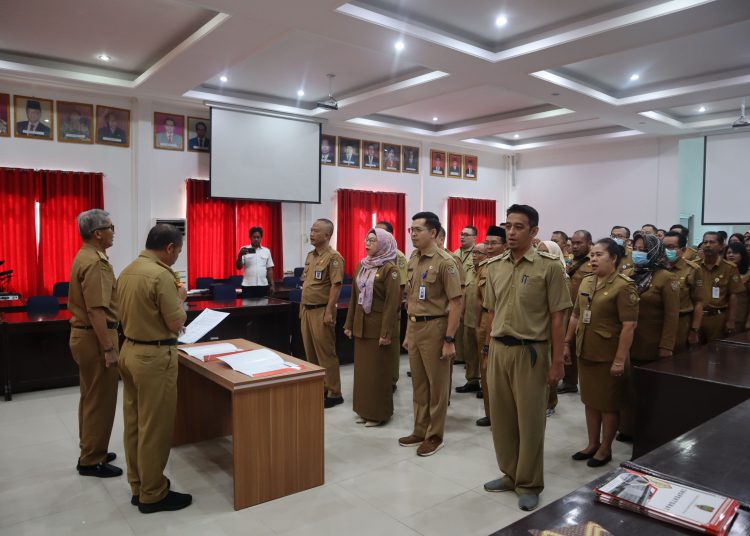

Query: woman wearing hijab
[344,228,401,426]
[618,231,680,441]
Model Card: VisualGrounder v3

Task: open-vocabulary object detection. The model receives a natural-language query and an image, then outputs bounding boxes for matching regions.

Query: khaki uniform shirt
[343,262,400,339]
[300,245,344,305]
[683,247,699,262]
[117,250,186,340]
[697,258,744,310]
[618,248,634,276]
[484,248,572,340]
[463,266,478,328]
[630,269,680,359]
[668,258,703,313]
[574,273,639,362]
[68,243,119,327]
[395,250,408,287]
[406,244,462,316]
[453,246,474,276]
[567,254,593,304]
[448,250,466,288]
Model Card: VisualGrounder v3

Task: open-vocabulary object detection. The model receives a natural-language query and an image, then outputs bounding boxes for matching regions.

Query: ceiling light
[495,15,508,27]
[629,73,640,81]
[97,54,111,62]
[698,106,706,113]
[394,40,405,51]
[432,116,438,122]
[297,89,305,97]
[44,119,49,123]
[513,134,520,139]
[219,75,228,83]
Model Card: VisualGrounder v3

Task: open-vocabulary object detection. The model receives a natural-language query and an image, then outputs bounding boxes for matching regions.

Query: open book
[219,348,301,377]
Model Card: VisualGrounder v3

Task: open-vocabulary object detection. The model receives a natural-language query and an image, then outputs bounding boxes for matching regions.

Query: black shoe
[476,390,484,399]
[453,360,466,365]
[324,396,344,409]
[557,383,578,394]
[407,371,412,377]
[571,450,597,461]
[76,452,117,471]
[587,454,612,467]
[616,432,633,443]
[138,490,192,514]
[77,462,123,478]
[455,382,480,393]
[476,416,491,427]
[132,478,171,506]
[392,384,397,394]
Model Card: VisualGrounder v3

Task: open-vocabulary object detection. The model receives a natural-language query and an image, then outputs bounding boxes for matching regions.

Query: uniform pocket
[593,328,612,339]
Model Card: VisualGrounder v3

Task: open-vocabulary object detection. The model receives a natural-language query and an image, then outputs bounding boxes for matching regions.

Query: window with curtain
[447,197,497,252]
[186,179,284,288]
[336,188,406,276]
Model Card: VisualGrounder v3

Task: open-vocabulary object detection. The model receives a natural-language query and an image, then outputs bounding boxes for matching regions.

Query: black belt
[493,335,547,367]
[126,337,178,346]
[303,303,327,310]
[408,314,446,322]
[703,308,726,317]
[73,321,119,330]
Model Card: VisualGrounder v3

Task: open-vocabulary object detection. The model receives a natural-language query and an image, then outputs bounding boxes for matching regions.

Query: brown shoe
[417,436,444,456]
[398,434,424,447]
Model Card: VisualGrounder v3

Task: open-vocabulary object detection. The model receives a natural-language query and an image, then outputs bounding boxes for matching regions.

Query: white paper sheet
[181,342,240,361]
[178,308,230,344]
[219,348,300,377]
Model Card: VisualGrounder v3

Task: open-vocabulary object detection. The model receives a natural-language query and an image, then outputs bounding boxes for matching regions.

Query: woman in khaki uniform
[564,238,638,467]
[724,242,750,332]
[344,228,401,426]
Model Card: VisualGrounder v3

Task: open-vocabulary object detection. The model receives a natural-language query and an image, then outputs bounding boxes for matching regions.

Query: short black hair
[249,226,263,237]
[315,218,334,237]
[552,230,569,242]
[146,224,183,250]
[412,211,441,234]
[376,220,394,234]
[595,238,623,266]
[664,230,687,248]
[669,224,689,237]
[642,224,658,232]
[573,229,592,242]
[506,204,539,228]
[195,121,207,130]
[463,225,477,236]
[658,229,666,234]
[729,233,744,244]
[611,225,631,238]
[704,231,723,244]
[717,230,728,240]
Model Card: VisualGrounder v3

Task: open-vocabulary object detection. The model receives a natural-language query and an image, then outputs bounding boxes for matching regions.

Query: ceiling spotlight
[698,106,706,113]
[513,134,520,139]
[551,92,560,96]
[97,54,111,62]
[495,15,508,27]
[219,75,228,83]
[630,73,640,81]
[432,116,438,122]
[394,40,405,51]
[297,89,305,97]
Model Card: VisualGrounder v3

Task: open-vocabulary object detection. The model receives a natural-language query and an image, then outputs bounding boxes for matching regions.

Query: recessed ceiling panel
[491,118,616,142]
[666,97,746,120]
[0,0,217,73]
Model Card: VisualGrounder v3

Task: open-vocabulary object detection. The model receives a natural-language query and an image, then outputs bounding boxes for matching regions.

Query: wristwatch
[689,327,700,333]
[443,336,456,343]
[482,344,490,354]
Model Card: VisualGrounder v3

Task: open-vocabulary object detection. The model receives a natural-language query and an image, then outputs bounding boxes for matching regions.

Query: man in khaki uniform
[559,230,593,394]
[455,243,485,394]
[697,231,744,342]
[300,218,345,408]
[451,226,475,369]
[376,221,407,392]
[117,224,192,513]
[670,224,699,261]
[69,209,122,478]
[438,226,466,394]
[663,231,704,352]
[399,212,462,457]
[483,205,571,511]
[611,226,633,274]
[476,226,506,426]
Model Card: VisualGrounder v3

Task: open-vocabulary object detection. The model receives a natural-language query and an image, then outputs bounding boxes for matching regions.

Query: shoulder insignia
[398,257,407,267]
[732,274,740,283]
[537,251,558,260]
[628,291,639,305]
[447,265,457,275]
[485,254,505,266]
[392,270,399,279]
[332,260,339,266]
[582,273,596,280]
[409,250,419,259]
[435,248,453,260]
[671,280,680,291]
[618,273,634,282]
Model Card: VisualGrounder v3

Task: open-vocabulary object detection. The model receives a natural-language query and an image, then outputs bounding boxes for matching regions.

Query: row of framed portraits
[321,135,478,179]
[0,93,211,152]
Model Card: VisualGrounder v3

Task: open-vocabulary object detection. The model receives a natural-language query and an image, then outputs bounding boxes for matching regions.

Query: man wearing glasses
[69,209,122,478]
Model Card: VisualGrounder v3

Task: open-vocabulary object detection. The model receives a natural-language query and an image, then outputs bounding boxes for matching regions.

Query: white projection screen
[210,107,321,203]
[703,131,750,224]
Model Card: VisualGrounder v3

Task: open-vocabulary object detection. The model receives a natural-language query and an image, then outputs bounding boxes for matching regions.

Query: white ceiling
[3,0,750,151]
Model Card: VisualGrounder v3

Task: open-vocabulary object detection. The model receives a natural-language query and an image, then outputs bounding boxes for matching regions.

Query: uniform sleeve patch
[732,274,739,282]
[628,292,638,305]
[447,266,456,275]
[392,271,398,279]
[332,260,339,266]
[671,280,679,291]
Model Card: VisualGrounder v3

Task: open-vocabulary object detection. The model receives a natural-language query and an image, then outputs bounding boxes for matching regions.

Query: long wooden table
[174,338,325,510]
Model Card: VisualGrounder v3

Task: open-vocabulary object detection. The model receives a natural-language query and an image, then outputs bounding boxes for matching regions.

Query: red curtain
[0,168,39,298]
[337,189,406,276]
[186,179,284,287]
[447,197,497,251]
[38,171,104,294]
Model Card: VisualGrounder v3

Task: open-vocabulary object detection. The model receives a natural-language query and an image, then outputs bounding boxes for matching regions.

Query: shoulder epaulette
[618,273,634,282]
[537,251,559,261]
[435,248,454,261]
[485,252,508,265]
[684,258,701,270]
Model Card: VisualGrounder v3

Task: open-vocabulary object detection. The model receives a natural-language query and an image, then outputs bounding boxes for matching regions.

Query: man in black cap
[16,99,51,137]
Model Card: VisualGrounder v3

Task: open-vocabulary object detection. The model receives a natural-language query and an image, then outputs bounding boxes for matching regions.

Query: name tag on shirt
[582,309,592,324]
[315,271,323,280]
[712,286,720,299]
[418,285,426,300]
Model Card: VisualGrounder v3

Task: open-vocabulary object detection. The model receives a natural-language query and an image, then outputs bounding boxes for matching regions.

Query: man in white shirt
[235,227,275,298]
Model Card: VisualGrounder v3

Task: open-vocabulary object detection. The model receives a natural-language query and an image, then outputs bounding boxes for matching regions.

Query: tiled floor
[0,357,633,535]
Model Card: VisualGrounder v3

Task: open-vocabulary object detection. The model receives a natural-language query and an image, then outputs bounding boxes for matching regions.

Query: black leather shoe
[407,371,412,377]
[392,384,397,394]
[455,382,480,393]
[571,450,597,461]
[476,416,491,427]
[78,462,123,478]
[557,383,578,394]
[616,432,633,443]
[324,396,344,409]
[132,478,171,506]
[587,454,612,467]
[476,390,483,399]
[106,452,116,463]
[138,490,192,514]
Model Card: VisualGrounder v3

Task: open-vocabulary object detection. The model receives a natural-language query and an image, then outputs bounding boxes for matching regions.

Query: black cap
[26,99,42,111]
[486,225,505,239]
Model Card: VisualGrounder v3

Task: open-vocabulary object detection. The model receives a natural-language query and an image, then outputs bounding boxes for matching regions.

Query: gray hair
[78,209,110,239]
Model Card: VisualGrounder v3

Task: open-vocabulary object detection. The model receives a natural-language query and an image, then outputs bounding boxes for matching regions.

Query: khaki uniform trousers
[487,339,550,495]
[119,341,178,504]
[69,327,120,466]
[701,312,727,343]
[675,313,691,353]
[475,312,490,417]
[464,325,480,384]
[562,339,579,388]
[408,317,450,440]
[301,306,341,397]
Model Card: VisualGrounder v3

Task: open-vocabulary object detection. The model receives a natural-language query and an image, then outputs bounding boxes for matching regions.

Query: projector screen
[703,131,750,224]
[210,107,321,203]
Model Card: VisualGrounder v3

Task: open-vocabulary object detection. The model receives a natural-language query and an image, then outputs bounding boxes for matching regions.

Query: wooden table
[719,330,750,347]
[174,338,325,510]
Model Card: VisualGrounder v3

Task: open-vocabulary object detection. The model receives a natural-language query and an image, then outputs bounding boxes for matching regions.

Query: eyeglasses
[364,237,377,244]
[460,232,475,237]
[472,250,487,256]
[485,240,502,246]
[94,224,115,232]
[408,227,427,234]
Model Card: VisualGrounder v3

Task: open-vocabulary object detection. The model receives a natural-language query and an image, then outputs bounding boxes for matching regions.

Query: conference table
[174,338,325,510]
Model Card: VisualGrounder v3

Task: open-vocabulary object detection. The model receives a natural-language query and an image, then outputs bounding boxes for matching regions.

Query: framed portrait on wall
[154,112,185,151]
[447,153,463,178]
[381,143,401,172]
[338,136,360,167]
[464,154,478,180]
[320,134,336,165]
[430,149,446,177]
[0,93,10,137]
[13,95,53,140]
[402,145,419,173]
[362,140,380,169]
[187,116,210,152]
[96,105,130,147]
[57,101,93,144]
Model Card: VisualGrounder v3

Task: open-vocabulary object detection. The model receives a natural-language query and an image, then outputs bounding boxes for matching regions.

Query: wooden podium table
[174,338,325,510]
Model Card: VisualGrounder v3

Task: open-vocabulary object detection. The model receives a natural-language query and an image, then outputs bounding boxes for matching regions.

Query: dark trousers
[241,285,269,299]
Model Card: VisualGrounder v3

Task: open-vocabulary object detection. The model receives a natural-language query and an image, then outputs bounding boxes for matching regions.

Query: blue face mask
[612,237,625,247]
[665,249,679,263]
[632,251,649,266]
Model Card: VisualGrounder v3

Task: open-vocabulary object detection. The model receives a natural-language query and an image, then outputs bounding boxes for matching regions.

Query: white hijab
[539,240,566,269]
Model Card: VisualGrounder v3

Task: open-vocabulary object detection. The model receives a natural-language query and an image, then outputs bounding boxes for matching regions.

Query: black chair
[213,284,236,301]
[26,296,60,316]
[52,281,70,297]
[283,276,300,288]
[228,275,243,288]
[195,277,214,289]
[293,267,304,278]
[339,284,352,301]
[288,289,302,303]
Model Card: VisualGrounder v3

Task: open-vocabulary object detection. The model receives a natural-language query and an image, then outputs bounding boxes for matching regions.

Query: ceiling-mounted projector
[316,73,339,111]
[732,98,749,128]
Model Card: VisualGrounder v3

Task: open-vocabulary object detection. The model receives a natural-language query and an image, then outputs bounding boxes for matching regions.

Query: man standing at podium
[69,209,122,478]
